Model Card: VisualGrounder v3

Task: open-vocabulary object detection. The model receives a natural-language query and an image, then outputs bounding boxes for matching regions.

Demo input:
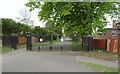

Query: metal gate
[25,34,79,52]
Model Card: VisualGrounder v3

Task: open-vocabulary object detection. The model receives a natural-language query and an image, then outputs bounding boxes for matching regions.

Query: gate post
[26,32,32,51]
[11,33,18,50]
[82,36,93,51]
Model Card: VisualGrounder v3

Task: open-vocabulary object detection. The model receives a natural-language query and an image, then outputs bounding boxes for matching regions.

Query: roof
[106,28,120,30]
[116,23,120,25]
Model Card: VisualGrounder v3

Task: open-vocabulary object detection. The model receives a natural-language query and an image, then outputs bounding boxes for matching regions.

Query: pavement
[2,51,95,72]
[33,40,72,51]
[76,56,119,68]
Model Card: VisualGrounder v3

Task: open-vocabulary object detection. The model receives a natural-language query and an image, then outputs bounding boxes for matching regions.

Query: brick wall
[94,28,120,40]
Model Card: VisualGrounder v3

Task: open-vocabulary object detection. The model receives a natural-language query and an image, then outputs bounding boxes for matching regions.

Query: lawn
[78,61,119,72]
[2,46,11,53]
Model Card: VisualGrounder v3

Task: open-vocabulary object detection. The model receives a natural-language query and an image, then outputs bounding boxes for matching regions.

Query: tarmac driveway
[2,51,95,72]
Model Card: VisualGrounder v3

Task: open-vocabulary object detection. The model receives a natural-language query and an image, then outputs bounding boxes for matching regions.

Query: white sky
[0,0,45,27]
[0,0,114,28]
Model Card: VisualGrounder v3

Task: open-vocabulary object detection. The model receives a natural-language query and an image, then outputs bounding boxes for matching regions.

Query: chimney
[112,20,116,28]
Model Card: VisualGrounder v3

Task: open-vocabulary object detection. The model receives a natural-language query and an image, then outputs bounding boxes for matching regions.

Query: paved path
[2,51,94,72]
[76,56,119,68]
[33,40,72,51]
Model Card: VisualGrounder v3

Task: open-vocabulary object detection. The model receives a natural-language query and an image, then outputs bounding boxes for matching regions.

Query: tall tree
[17,8,34,27]
[2,18,33,36]
[26,2,118,37]
[2,18,19,35]
[33,26,48,36]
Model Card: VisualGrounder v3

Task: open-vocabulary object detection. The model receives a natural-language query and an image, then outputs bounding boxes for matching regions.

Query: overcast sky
[0,0,46,27]
[0,0,114,28]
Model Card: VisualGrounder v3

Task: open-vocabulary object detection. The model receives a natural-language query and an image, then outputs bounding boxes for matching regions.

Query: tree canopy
[33,26,48,36]
[2,18,61,38]
[2,18,32,36]
[26,2,118,37]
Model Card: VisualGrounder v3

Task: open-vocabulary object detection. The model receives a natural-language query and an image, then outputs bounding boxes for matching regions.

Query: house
[93,20,120,53]
[94,20,120,40]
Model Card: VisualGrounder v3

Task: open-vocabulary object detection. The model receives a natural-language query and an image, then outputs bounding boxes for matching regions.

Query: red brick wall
[94,29,120,40]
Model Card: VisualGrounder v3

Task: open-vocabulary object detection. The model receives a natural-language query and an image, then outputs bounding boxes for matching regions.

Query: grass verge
[77,61,119,72]
[2,39,61,53]
[2,46,11,53]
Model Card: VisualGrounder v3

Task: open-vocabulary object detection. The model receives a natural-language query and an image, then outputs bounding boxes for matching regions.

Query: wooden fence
[93,39,107,50]
[18,36,38,44]
[2,36,38,45]
[93,39,120,53]
[18,36,26,44]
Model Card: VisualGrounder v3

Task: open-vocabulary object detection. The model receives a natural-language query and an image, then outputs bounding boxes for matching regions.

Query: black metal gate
[82,36,93,51]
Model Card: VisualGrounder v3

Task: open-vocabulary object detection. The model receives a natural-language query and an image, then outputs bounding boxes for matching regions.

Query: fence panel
[2,36,11,46]
[118,40,120,53]
[18,36,26,44]
[109,40,114,52]
[93,39,107,50]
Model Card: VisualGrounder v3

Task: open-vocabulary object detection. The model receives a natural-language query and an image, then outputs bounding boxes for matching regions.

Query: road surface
[2,41,95,72]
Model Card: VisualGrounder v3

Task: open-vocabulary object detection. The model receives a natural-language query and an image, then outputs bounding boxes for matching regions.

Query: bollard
[50,46,52,51]
[38,46,40,51]
[61,46,62,52]
[11,35,18,50]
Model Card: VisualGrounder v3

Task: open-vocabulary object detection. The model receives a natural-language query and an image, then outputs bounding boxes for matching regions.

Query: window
[111,31,116,36]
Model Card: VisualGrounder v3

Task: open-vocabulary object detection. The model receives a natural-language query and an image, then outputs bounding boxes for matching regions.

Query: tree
[2,18,33,36]
[33,26,48,36]
[17,8,34,27]
[17,22,33,36]
[26,2,118,37]
[2,18,19,35]
[45,19,63,37]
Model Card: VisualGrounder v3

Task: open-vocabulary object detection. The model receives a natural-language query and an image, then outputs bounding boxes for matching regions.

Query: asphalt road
[2,41,95,72]
[33,40,73,51]
[2,51,95,72]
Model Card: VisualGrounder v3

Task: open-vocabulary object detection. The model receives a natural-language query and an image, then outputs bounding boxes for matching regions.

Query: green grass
[70,41,82,51]
[32,39,61,47]
[2,46,11,53]
[113,55,119,58]
[18,44,26,49]
[2,39,61,53]
[93,48,111,53]
[78,61,119,72]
